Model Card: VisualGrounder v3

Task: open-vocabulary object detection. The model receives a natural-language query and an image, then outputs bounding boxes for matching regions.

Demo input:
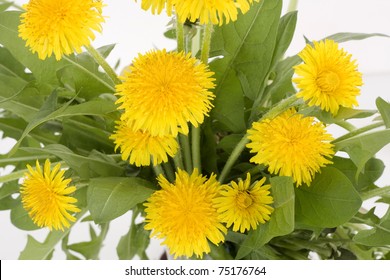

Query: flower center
[317,71,340,92]
[236,192,253,209]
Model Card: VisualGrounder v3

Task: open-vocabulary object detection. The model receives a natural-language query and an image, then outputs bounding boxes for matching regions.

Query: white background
[0,0,390,260]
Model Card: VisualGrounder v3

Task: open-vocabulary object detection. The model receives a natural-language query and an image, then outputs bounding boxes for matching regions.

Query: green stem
[287,0,299,12]
[200,23,213,64]
[173,145,184,170]
[219,95,299,183]
[179,134,193,172]
[360,185,390,201]
[84,45,122,85]
[192,23,214,171]
[218,136,249,183]
[176,20,185,52]
[0,155,56,165]
[152,164,165,178]
[332,121,385,144]
[162,162,175,182]
[335,120,356,132]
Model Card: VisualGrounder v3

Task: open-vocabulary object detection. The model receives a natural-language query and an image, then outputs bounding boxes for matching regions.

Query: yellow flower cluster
[144,170,274,258]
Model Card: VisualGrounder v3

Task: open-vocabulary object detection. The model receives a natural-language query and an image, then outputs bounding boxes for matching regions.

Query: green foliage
[87,177,155,223]
[295,167,362,228]
[0,0,389,260]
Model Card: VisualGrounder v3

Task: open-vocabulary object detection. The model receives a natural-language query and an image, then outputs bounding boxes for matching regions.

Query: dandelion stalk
[85,44,122,85]
[360,185,390,201]
[332,121,385,144]
[192,22,214,171]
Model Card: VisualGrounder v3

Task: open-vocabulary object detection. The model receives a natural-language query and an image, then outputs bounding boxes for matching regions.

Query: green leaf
[0,75,42,121]
[353,209,390,246]
[269,11,297,69]
[87,177,155,223]
[334,129,390,176]
[19,210,86,259]
[22,144,123,179]
[0,11,69,85]
[58,46,116,99]
[210,0,282,132]
[0,47,32,81]
[10,96,117,154]
[0,2,13,12]
[332,156,385,192]
[265,56,298,106]
[10,202,40,231]
[325,32,390,43]
[236,176,294,259]
[376,97,390,128]
[218,134,244,154]
[117,222,150,260]
[295,167,362,228]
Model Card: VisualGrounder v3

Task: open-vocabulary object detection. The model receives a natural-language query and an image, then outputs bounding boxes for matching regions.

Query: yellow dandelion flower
[144,169,227,259]
[19,0,104,60]
[247,109,334,186]
[174,0,260,25]
[110,120,178,167]
[116,49,215,137]
[140,0,173,16]
[214,173,273,233]
[20,159,80,231]
[293,39,363,115]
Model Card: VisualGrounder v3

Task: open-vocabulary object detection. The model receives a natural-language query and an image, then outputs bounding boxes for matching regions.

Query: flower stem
[85,44,122,85]
[335,120,356,132]
[173,144,184,171]
[287,0,299,12]
[192,23,214,171]
[162,162,175,182]
[360,185,390,201]
[218,136,249,183]
[176,19,185,52]
[332,121,385,144]
[218,95,299,183]
[152,164,165,178]
[179,134,193,172]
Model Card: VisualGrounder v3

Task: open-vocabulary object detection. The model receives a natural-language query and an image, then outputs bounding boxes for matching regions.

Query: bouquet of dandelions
[0,0,389,260]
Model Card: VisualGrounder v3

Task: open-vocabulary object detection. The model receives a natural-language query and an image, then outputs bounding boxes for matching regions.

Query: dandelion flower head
[110,120,178,167]
[214,173,273,233]
[139,0,260,25]
[247,109,334,186]
[293,39,363,115]
[19,0,105,60]
[116,49,215,137]
[20,159,80,231]
[144,169,227,259]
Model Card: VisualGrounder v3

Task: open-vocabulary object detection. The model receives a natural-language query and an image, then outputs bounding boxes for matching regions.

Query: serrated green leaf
[210,0,282,132]
[295,167,362,228]
[353,209,390,246]
[87,177,155,223]
[334,129,390,177]
[376,97,390,128]
[236,176,294,259]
